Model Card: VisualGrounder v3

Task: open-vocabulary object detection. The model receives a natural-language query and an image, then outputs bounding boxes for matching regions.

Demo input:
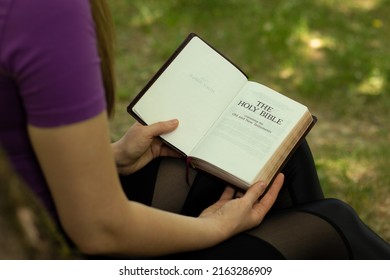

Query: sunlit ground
[109,0,390,242]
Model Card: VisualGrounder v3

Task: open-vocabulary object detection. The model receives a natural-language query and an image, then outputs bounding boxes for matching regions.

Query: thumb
[243,181,266,204]
[147,119,179,137]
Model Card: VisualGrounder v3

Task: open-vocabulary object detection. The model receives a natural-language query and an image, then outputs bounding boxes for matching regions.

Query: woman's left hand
[112,119,181,175]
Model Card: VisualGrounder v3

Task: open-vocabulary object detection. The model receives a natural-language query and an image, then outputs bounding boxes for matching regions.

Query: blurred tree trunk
[0,148,79,259]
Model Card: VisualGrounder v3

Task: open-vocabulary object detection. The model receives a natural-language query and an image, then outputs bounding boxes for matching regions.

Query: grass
[108,0,390,242]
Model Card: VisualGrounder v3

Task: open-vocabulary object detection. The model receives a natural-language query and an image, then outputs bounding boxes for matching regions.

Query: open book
[128,33,316,190]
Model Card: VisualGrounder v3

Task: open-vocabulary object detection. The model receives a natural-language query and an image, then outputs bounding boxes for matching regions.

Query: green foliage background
[108,0,390,242]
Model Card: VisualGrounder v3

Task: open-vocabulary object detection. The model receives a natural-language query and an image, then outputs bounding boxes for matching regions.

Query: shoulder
[1,0,97,73]
[1,0,95,71]
[9,0,93,34]
[1,0,92,30]
[1,0,94,51]
[8,0,92,19]
[1,0,106,128]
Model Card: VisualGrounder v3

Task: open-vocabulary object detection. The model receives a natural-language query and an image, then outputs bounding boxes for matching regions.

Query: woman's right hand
[199,173,284,240]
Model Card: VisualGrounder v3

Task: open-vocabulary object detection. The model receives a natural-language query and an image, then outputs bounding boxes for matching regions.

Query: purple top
[0,0,106,216]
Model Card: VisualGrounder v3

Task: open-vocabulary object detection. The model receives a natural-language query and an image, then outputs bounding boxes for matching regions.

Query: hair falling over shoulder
[89,0,116,117]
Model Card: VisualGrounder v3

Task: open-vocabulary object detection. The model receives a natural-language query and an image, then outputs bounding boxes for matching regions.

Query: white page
[191,81,308,184]
[132,37,247,155]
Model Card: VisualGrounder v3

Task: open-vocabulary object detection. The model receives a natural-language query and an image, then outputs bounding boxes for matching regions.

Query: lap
[118,140,349,259]
[120,139,324,215]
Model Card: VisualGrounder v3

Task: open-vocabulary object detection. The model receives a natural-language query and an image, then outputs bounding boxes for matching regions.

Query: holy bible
[127,33,316,190]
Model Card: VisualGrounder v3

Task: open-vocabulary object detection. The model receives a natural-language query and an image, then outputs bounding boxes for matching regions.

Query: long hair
[89,0,116,117]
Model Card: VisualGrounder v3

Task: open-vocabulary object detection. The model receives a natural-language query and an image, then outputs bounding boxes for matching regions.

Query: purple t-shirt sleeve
[2,0,106,127]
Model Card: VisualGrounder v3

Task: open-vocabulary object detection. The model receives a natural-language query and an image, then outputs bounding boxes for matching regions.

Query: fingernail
[169,119,179,126]
[259,182,266,191]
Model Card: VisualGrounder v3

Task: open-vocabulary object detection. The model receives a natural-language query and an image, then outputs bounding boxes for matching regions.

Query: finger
[235,191,244,199]
[254,173,284,212]
[219,186,235,201]
[242,181,267,204]
[147,119,179,137]
[265,173,284,199]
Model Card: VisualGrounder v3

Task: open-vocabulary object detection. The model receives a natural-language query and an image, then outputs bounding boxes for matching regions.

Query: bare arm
[28,111,283,257]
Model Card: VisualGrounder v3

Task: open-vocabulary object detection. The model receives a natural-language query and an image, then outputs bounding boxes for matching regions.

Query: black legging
[119,139,390,259]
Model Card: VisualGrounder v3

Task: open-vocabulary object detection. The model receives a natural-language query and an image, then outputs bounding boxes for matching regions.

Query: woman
[0,0,331,258]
